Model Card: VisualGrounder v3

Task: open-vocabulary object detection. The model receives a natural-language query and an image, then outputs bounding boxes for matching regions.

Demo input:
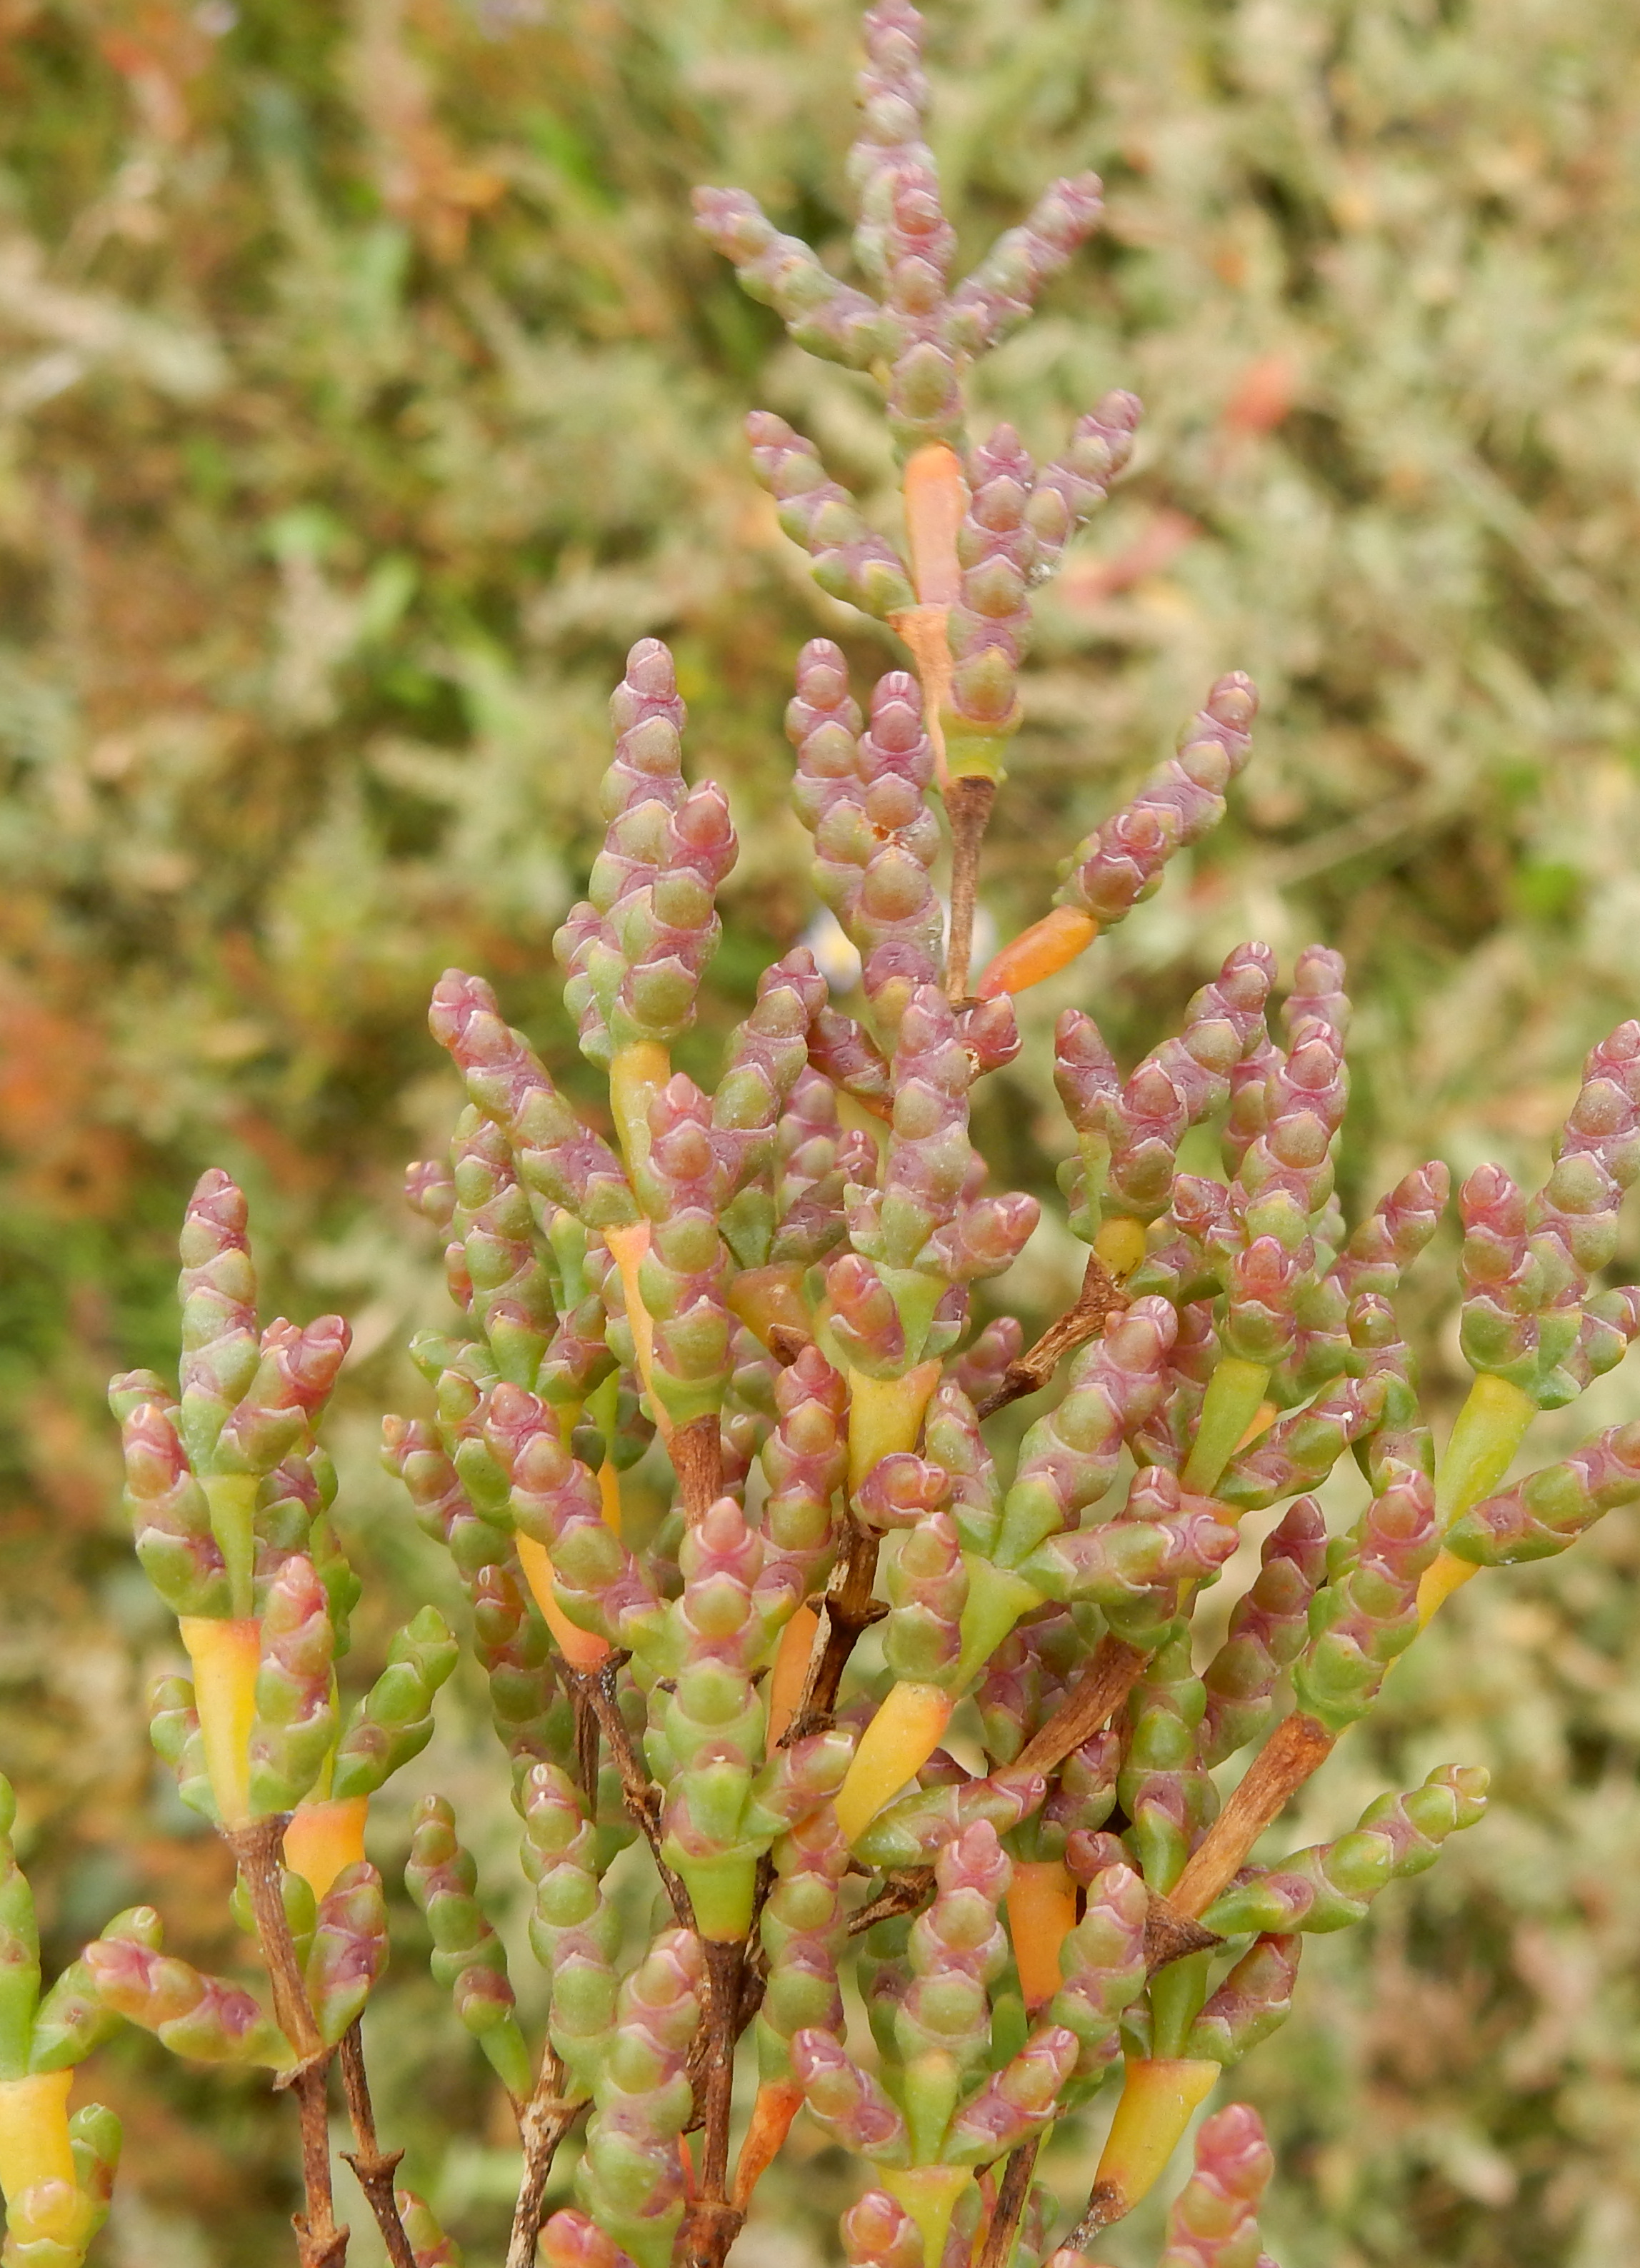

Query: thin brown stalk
[1056,2179,1124,2254]
[505,2058,587,2268]
[571,1678,601,1811]
[563,1657,694,1926]
[782,1515,886,1745]
[338,2024,417,2268]
[976,2137,1042,2268]
[976,1253,1124,1420]
[1168,1710,1335,1920]
[679,1941,748,2268]
[1015,1637,1148,1775]
[225,1817,347,2268]
[672,1415,724,1522]
[945,774,998,1003]
[846,1867,934,1936]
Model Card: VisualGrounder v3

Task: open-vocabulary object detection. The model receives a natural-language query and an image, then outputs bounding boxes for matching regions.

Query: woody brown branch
[505,2058,587,2268]
[225,1817,346,2268]
[338,2024,417,2268]
[1015,1635,1149,1775]
[672,1415,724,1522]
[563,1656,694,1927]
[781,1515,886,1747]
[1168,1711,1336,1920]
[976,2135,1042,2268]
[976,1252,1125,1420]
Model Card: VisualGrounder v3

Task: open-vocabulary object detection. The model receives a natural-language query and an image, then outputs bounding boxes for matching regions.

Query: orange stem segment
[284,1795,370,1898]
[766,1605,819,1751]
[515,1535,611,1669]
[975,907,1099,998]
[902,443,966,606]
[1006,1860,1078,2010]
[891,608,954,783]
[1236,1400,1278,1452]
[730,2079,804,2209]
[603,1218,671,1444]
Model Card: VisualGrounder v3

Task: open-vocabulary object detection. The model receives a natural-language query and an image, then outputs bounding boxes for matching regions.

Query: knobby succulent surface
[3,7,1636,2268]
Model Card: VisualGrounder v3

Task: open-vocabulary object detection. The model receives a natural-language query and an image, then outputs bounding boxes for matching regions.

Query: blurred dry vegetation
[4,0,1640,2262]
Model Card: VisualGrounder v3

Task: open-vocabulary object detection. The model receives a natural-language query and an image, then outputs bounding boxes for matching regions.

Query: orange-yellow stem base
[516,1535,611,1669]
[284,1795,370,1897]
[976,908,1099,998]
[1006,1860,1078,2009]
[835,1680,954,1847]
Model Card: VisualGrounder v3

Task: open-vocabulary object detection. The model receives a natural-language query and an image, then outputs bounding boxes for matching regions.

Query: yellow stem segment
[516,1535,611,1669]
[1095,2057,1221,2217]
[1006,1860,1079,2010]
[1093,1213,1147,1281]
[846,1360,943,1494]
[283,1796,369,1898]
[879,2164,975,2268]
[835,1680,954,1847]
[726,1263,812,1349]
[1418,1372,1538,1627]
[597,1458,624,1537]
[603,1219,670,1445]
[608,1040,672,1177]
[766,1605,819,1751]
[179,1615,261,1829]
[0,2072,75,2203]
[974,907,1099,1000]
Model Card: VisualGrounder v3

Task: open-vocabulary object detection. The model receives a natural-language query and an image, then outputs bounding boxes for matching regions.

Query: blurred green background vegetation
[4,0,1640,2262]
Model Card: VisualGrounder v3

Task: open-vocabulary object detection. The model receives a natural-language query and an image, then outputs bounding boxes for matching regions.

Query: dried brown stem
[847,1867,935,1936]
[1015,1636,1149,1775]
[767,1325,813,1367]
[225,1817,346,2268]
[1059,2179,1124,2254]
[680,2199,744,2268]
[505,2059,587,2268]
[563,1657,694,1927]
[1142,1897,1224,1975]
[977,2136,1042,2268]
[672,1415,724,1522]
[1169,1710,1336,1920]
[680,1942,749,2268]
[784,1517,886,1744]
[945,774,998,1004]
[338,2024,416,2268]
[571,1679,601,1811]
[976,1253,1124,1420]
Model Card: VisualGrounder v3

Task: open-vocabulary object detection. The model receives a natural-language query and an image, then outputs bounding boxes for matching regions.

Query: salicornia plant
[4,5,1636,2267]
